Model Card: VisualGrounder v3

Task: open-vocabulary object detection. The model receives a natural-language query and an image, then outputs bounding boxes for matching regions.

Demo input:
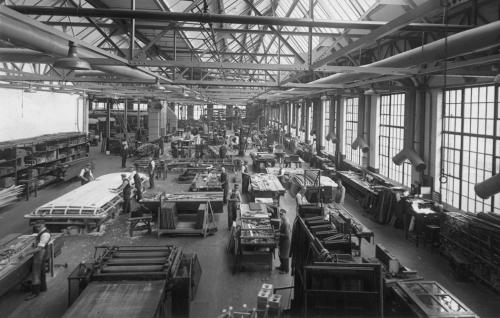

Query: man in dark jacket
[241,160,250,194]
[276,209,292,274]
[220,167,229,205]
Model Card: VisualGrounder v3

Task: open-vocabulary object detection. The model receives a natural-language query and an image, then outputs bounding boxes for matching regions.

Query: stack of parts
[257,288,272,310]
[0,185,23,208]
[268,294,281,314]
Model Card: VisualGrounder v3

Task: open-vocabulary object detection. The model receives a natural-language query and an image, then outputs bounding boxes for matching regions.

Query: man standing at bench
[19,220,51,300]
[79,163,94,186]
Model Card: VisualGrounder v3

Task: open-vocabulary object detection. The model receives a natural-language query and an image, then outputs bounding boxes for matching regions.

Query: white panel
[0,88,84,142]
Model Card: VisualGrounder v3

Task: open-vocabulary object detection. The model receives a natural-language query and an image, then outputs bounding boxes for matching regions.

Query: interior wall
[0,87,84,142]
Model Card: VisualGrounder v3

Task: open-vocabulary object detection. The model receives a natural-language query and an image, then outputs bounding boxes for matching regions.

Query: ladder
[113,102,134,148]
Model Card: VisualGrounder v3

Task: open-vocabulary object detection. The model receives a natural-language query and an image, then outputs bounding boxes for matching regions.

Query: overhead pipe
[0,8,153,81]
[308,20,500,87]
[393,148,427,173]
[6,6,473,32]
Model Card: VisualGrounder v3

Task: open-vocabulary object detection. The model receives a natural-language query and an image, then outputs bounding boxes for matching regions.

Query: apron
[32,228,51,286]
[227,190,240,227]
[242,165,250,193]
[81,169,91,185]
[133,172,142,200]
[279,218,291,259]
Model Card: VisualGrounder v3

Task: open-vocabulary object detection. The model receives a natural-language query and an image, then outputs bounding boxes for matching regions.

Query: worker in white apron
[19,220,51,300]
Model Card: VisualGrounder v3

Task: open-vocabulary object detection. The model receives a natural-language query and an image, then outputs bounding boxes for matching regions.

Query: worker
[227,184,242,229]
[220,167,229,205]
[18,220,51,300]
[158,136,164,156]
[296,188,309,205]
[277,164,285,186]
[219,143,228,159]
[85,138,90,157]
[335,179,346,205]
[110,174,131,214]
[241,160,250,194]
[147,157,156,189]
[276,209,292,274]
[128,165,142,201]
[121,138,128,168]
[79,163,94,186]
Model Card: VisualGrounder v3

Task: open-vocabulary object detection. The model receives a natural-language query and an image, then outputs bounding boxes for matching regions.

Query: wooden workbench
[250,152,276,173]
[249,174,285,205]
[325,202,374,249]
[232,204,277,273]
[162,192,224,214]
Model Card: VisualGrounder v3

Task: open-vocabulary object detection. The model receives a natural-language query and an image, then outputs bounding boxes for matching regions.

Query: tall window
[441,86,500,213]
[324,99,337,154]
[345,98,362,164]
[379,94,411,187]
[193,105,202,120]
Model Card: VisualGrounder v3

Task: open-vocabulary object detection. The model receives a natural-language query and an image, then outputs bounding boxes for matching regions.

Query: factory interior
[1,0,500,317]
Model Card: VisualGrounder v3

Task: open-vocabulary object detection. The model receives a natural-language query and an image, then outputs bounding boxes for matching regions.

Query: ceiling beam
[7,6,474,32]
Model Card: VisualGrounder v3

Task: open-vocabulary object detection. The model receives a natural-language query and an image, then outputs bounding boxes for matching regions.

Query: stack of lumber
[0,186,23,208]
[59,157,94,181]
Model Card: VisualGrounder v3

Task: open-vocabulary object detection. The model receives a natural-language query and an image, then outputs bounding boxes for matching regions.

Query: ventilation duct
[474,174,500,200]
[325,131,338,143]
[351,136,369,153]
[392,148,427,172]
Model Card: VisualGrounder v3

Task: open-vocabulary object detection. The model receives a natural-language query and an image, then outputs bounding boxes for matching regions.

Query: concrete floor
[0,143,499,317]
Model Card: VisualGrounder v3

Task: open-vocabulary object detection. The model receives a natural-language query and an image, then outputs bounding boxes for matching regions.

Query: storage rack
[0,132,88,191]
[440,212,500,292]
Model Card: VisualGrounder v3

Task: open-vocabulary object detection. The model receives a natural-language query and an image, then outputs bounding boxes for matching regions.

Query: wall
[0,87,84,142]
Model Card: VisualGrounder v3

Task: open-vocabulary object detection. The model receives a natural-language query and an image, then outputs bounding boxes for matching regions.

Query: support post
[129,0,135,60]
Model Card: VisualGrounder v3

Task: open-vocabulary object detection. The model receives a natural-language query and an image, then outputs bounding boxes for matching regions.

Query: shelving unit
[0,132,88,193]
[440,212,500,292]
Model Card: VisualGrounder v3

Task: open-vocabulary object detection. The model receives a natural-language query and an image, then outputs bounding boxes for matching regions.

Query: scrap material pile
[0,235,35,274]
[190,173,222,191]
[0,185,23,208]
[164,192,224,202]
[240,218,276,246]
[166,158,234,172]
[134,143,158,158]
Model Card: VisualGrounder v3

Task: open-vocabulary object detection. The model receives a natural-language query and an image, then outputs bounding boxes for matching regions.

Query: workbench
[325,202,374,250]
[189,173,223,192]
[207,145,238,160]
[249,174,285,205]
[166,158,234,173]
[64,245,187,318]
[162,192,224,214]
[0,232,64,298]
[250,152,276,173]
[265,167,304,176]
[232,204,277,273]
[403,199,441,247]
[390,281,478,318]
[24,173,149,231]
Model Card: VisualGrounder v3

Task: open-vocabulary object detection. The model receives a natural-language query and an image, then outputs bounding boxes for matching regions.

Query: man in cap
[241,160,250,194]
[128,165,142,201]
[111,174,132,214]
[19,220,51,300]
[79,163,94,186]
[276,209,291,274]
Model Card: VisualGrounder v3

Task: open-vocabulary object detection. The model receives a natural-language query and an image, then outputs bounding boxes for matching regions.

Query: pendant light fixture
[364,84,377,95]
[54,41,91,70]
[494,74,500,83]
[150,78,165,90]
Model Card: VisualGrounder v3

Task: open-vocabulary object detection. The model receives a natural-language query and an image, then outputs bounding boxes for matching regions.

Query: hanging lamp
[54,41,91,70]
[150,78,165,90]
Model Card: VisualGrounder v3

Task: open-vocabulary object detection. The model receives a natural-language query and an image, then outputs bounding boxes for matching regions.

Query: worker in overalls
[220,167,229,205]
[128,165,142,201]
[79,163,94,186]
[241,160,250,194]
[111,174,131,214]
[276,209,291,274]
[19,220,51,300]
[147,157,156,189]
[335,179,346,206]
[227,184,242,229]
